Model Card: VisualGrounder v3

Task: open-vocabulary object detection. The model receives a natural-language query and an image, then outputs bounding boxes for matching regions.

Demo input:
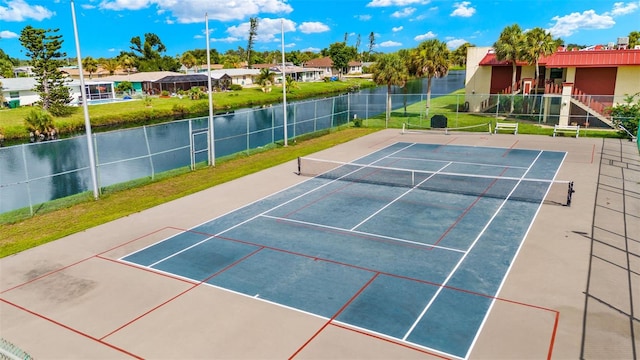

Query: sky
[0,0,639,60]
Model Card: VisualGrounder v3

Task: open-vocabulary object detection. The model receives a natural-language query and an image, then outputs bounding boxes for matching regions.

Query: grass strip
[0,127,378,257]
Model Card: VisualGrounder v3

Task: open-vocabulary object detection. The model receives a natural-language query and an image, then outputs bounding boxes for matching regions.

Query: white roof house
[209,69,261,87]
[1,77,115,106]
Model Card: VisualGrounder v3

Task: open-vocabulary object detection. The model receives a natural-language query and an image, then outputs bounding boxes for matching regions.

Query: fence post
[246,111,250,155]
[21,144,34,216]
[189,120,194,170]
[143,125,155,179]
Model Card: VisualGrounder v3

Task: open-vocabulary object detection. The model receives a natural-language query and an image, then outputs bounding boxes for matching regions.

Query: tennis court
[118,142,568,359]
[4,130,636,359]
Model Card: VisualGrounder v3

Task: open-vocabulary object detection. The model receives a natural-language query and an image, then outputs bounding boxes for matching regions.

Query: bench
[494,122,518,134]
[553,124,580,138]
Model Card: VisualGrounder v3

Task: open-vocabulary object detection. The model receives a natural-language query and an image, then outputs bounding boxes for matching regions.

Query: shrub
[229,84,243,91]
[24,109,58,141]
[608,93,639,137]
[116,81,134,93]
[172,104,188,118]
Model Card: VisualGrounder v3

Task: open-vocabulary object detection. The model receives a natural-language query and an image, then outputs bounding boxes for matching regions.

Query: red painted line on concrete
[96,227,174,256]
[96,255,196,284]
[289,273,380,359]
[1,227,173,295]
[429,167,509,250]
[99,246,264,340]
[330,322,453,359]
[144,227,559,358]
[0,298,143,359]
[502,140,519,157]
[547,311,560,360]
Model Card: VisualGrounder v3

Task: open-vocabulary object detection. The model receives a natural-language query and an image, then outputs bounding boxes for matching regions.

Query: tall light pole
[205,13,215,166]
[71,0,99,199]
[281,19,288,147]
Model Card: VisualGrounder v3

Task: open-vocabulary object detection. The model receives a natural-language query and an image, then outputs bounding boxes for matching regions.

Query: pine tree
[19,26,72,116]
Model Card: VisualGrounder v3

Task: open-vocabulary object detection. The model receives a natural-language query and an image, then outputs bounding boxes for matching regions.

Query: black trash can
[431,114,447,128]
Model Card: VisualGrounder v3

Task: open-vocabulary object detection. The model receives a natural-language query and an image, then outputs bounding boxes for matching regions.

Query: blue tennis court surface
[121,142,566,358]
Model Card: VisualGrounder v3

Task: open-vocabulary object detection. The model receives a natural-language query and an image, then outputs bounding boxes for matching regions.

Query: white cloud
[211,36,239,43]
[194,34,204,39]
[392,26,403,32]
[367,0,429,7]
[226,18,296,44]
[450,1,475,17]
[356,14,372,21]
[548,10,615,37]
[414,31,437,41]
[98,0,293,23]
[99,0,152,11]
[0,0,55,21]
[81,4,97,10]
[446,38,467,49]
[108,48,117,52]
[0,30,19,39]
[609,1,639,16]
[301,47,320,53]
[299,21,330,34]
[392,7,416,17]
[379,40,402,47]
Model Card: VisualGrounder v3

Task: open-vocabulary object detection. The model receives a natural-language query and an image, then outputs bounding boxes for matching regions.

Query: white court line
[146,143,420,267]
[388,155,530,170]
[349,162,453,231]
[402,150,544,342]
[260,214,466,254]
[464,150,567,359]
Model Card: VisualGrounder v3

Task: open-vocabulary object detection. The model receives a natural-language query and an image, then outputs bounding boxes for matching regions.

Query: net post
[488,122,492,134]
[566,181,575,206]
[402,123,406,134]
[296,157,301,175]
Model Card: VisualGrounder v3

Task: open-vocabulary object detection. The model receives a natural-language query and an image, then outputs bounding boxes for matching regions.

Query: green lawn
[0,126,379,257]
[360,89,622,138]
[0,78,373,141]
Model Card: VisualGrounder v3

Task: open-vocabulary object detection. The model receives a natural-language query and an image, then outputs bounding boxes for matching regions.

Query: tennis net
[297,157,575,206]
[402,122,492,135]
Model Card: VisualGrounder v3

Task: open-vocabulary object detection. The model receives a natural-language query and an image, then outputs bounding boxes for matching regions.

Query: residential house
[60,66,129,79]
[259,64,324,83]
[465,45,640,128]
[152,73,231,94]
[179,64,224,74]
[100,71,181,94]
[303,57,336,78]
[209,68,260,87]
[347,61,363,75]
[1,77,115,106]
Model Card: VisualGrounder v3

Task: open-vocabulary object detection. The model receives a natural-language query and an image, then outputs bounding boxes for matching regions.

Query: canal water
[0,71,465,214]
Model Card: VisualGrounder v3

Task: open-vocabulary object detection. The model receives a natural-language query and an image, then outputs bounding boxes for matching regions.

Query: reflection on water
[0,72,465,213]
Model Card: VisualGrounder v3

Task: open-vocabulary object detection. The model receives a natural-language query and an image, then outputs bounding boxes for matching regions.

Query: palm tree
[82,56,98,79]
[493,24,524,113]
[101,58,120,75]
[410,39,450,114]
[119,54,136,75]
[180,51,198,73]
[372,53,408,127]
[285,75,299,93]
[522,27,556,94]
[256,68,275,92]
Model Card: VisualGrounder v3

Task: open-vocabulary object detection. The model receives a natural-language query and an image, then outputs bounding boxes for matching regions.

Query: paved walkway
[0,131,638,359]
[581,138,640,359]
